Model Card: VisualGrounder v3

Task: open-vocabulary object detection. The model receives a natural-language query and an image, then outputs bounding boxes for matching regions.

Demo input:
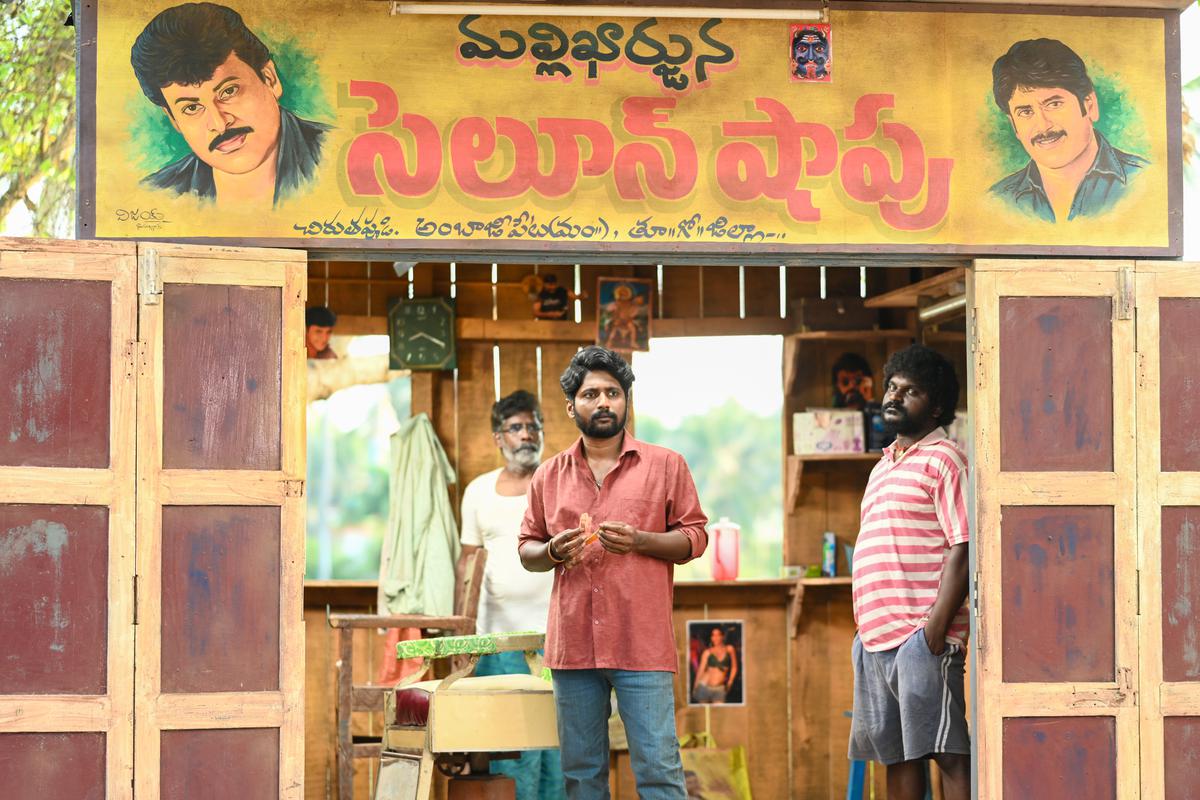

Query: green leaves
[0,0,76,235]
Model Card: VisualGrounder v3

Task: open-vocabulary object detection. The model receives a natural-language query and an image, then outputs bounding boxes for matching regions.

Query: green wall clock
[388,297,457,370]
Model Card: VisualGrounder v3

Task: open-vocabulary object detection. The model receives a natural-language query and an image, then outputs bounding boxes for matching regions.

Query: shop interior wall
[302,260,967,800]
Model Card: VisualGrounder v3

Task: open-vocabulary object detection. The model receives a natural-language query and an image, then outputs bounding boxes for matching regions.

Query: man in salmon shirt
[519,346,709,800]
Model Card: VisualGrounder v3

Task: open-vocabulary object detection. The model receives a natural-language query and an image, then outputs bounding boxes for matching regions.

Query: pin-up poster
[79,2,1180,255]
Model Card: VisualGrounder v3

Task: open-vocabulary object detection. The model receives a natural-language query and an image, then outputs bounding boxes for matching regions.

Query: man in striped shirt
[849,345,970,800]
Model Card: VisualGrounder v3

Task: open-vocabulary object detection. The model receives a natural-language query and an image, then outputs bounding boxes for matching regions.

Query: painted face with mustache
[1006,85,1100,172]
[159,51,284,178]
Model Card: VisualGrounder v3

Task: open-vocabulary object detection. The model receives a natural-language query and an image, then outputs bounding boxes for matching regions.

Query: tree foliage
[1,0,75,236]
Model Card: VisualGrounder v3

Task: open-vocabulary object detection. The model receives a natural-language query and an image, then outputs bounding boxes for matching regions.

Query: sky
[632,335,783,427]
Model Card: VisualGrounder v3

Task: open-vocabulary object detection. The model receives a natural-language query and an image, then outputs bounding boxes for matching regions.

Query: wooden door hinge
[138,247,162,304]
[1117,266,1134,320]
[969,313,979,354]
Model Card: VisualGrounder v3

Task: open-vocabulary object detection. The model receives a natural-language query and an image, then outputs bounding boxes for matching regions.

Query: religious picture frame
[686,619,746,707]
[595,277,652,353]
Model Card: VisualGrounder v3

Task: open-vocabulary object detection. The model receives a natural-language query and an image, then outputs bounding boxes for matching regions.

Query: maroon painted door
[973,261,1139,798]
[133,243,307,800]
[1135,263,1200,799]
[0,240,138,800]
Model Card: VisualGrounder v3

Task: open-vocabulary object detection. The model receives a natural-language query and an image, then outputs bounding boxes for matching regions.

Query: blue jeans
[476,651,565,800]
[552,669,685,800]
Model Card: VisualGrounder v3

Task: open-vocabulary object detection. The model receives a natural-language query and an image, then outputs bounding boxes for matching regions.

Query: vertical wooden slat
[1134,263,1200,799]
[136,243,306,800]
[0,243,137,800]
[974,261,1138,800]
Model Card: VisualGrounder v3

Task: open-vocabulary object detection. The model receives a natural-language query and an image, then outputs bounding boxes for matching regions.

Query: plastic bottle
[822,532,837,577]
[709,517,741,581]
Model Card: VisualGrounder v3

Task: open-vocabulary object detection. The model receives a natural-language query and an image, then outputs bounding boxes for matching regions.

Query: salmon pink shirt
[519,434,708,672]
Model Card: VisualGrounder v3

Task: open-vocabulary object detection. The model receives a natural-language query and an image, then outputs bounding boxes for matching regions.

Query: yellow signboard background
[90,2,1173,251]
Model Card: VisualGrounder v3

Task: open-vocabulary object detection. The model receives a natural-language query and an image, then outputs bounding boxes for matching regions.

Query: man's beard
[881,404,927,436]
[575,409,625,439]
[502,442,542,470]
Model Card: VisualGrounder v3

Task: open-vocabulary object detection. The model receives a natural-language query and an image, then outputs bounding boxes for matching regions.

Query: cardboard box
[793,409,865,455]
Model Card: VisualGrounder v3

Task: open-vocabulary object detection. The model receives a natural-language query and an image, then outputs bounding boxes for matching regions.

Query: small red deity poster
[790,23,832,83]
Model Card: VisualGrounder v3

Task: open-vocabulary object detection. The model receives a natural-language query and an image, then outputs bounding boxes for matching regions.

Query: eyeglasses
[501,423,543,435]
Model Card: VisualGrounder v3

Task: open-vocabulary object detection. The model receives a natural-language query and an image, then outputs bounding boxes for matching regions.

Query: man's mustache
[1030,129,1066,147]
[883,403,905,414]
[514,443,539,453]
[209,126,254,152]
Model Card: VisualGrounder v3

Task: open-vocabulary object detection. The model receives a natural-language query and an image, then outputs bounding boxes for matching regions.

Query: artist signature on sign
[457,15,735,92]
[113,208,170,230]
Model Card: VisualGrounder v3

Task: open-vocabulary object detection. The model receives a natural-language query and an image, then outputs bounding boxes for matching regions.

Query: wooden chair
[329,548,488,800]
[375,632,557,800]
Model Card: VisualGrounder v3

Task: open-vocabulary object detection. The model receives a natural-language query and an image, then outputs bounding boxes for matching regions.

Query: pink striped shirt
[852,428,970,653]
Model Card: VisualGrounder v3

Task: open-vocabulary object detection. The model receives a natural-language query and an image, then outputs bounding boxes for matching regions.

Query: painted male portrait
[130,2,330,208]
[989,38,1148,223]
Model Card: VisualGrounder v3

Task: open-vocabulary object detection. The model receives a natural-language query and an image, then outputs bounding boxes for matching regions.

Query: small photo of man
[989,38,1148,224]
[687,620,744,706]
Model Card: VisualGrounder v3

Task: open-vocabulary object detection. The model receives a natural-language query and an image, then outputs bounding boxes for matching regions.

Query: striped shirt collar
[883,426,947,462]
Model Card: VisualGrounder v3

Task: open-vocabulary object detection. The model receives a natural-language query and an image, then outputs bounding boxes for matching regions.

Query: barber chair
[329,549,489,800]
[374,632,559,800]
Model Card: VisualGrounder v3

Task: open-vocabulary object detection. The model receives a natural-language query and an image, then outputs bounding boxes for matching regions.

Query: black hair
[542,273,558,283]
[559,346,635,400]
[491,390,543,432]
[305,306,336,328]
[883,344,959,427]
[831,352,871,384]
[992,38,1094,116]
[131,3,272,110]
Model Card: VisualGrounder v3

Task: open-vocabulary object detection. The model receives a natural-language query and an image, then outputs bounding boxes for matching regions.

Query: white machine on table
[375,632,558,800]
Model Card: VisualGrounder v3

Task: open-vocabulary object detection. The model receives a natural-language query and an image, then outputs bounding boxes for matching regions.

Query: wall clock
[388,297,457,370]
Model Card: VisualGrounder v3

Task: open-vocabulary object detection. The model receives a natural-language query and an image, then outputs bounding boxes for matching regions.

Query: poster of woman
[687,620,744,706]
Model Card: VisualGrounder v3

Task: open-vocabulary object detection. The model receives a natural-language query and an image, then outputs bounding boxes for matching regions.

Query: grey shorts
[848,629,970,765]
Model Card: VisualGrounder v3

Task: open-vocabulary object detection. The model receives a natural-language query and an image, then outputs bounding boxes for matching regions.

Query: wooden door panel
[0,241,137,800]
[973,261,1138,799]
[997,296,1114,472]
[1001,717,1117,800]
[136,243,306,800]
[161,283,283,471]
[1134,263,1200,799]
[999,506,1115,684]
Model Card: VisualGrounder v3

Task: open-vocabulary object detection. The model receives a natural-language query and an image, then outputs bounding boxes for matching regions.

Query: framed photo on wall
[596,277,652,353]
[686,619,745,706]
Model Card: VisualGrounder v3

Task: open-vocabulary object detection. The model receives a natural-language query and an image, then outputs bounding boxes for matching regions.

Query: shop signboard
[78,1,1181,256]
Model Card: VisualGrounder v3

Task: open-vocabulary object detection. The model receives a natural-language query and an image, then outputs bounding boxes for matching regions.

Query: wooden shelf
[783,329,915,393]
[790,576,854,635]
[786,328,915,342]
[786,453,880,511]
[863,268,966,309]
[797,576,853,587]
[792,452,880,463]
